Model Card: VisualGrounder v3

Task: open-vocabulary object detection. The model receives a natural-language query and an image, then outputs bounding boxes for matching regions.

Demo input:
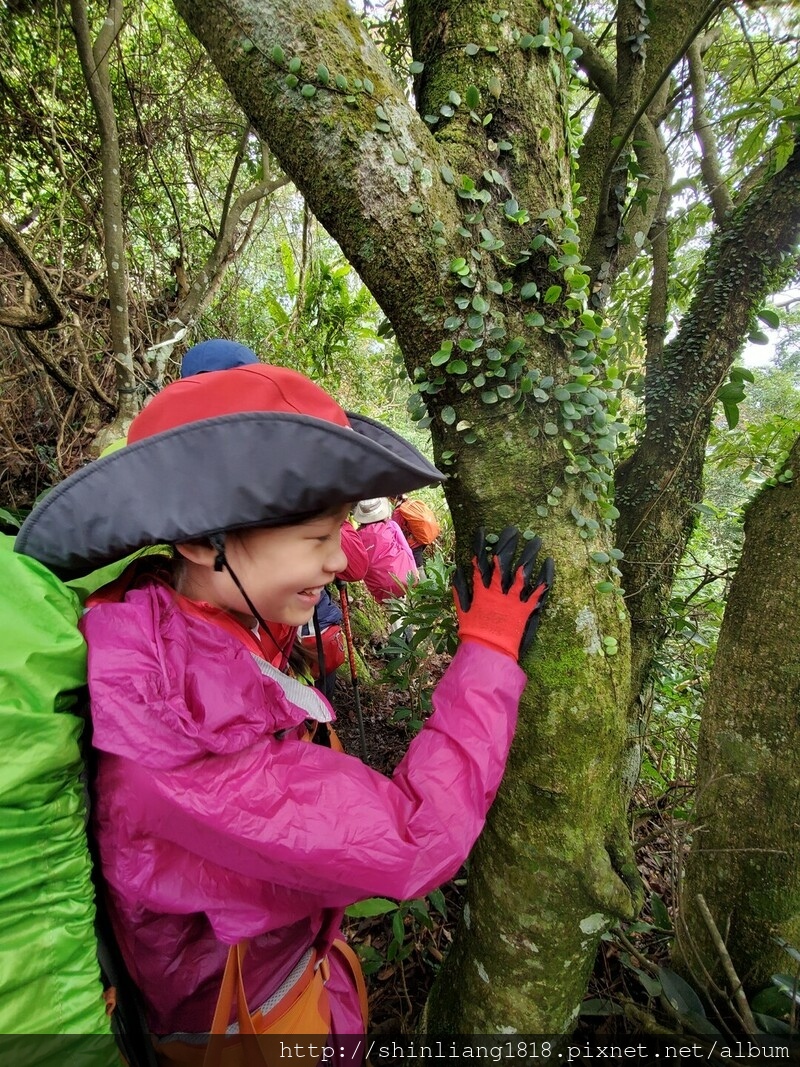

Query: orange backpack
[395,499,441,547]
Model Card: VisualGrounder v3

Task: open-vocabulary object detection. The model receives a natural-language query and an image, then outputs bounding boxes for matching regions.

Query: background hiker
[391,492,441,569]
[352,497,418,606]
[15,365,553,1061]
[180,338,261,376]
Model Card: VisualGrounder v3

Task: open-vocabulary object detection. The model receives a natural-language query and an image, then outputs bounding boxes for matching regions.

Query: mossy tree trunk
[175,0,640,1032]
[677,434,800,997]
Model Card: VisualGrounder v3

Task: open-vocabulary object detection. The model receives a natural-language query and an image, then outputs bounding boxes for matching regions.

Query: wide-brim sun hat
[352,498,392,524]
[15,365,445,578]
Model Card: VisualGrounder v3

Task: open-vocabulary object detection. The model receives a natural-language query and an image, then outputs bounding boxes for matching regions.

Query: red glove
[453,527,554,661]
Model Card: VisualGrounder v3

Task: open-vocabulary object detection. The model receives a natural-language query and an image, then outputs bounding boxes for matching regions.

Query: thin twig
[695,894,758,1035]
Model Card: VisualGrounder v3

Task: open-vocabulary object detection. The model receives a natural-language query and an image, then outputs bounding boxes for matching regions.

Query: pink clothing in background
[338,521,369,583]
[355,518,417,603]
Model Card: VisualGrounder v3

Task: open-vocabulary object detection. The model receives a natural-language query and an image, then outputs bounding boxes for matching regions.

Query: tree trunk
[175,0,640,1032]
[69,0,138,428]
[677,434,800,999]
[616,138,800,710]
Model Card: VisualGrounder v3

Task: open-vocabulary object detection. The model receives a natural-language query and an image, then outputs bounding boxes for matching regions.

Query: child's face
[178,506,351,627]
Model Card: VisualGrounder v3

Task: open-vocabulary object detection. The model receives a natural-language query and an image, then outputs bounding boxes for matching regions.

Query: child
[15,365,552,1059]
[352,497,418,604]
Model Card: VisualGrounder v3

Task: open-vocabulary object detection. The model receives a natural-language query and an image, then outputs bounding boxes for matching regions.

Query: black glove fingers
[516,536,542,594]
[472,527,493,587]
[493,526,520,592]
[522,555,555,604]
[453,565,471,612]
[519,611,544,656]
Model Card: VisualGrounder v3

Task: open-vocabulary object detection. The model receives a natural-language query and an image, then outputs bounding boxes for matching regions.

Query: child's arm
[89,529,552,913]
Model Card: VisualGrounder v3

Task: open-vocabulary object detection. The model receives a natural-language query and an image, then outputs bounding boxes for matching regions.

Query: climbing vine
[249,6,629,564]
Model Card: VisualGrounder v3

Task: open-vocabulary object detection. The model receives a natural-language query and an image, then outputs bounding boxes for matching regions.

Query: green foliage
[379,552,457,733]
[708,361,800,492]
[593,924,800,1035]
[345,890,448,975]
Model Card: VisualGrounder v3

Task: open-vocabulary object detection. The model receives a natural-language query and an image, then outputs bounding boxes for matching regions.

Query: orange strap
[156,939,365,1067]
[331,938,369,1031]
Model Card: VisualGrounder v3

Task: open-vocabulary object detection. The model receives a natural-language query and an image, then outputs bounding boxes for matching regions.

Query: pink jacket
[339,522,369,583]
[356,519,418,602]
[80,580,525,1036]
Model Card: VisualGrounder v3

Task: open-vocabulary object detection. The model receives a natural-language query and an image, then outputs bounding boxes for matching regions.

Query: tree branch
[570,25,616,101]
[0,216,69,329]
[687,38,733,223]
[69,0,137,418]
[599,0,726,197]
[696,895,758,1035]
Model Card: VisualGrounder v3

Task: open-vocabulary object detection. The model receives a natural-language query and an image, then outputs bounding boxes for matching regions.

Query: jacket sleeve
[99,640,525,909]
[337,522,369,583]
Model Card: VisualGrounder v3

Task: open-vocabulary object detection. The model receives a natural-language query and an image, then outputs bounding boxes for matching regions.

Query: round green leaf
[301,83,316,98]
[441,406,456,425]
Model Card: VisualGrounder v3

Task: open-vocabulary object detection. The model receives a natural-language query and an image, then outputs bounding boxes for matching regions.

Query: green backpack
[0,533,116,1042]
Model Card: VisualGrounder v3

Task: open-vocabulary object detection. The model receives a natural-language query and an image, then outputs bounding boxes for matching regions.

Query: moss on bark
[677,437,800,994]
[176,0,640,1033]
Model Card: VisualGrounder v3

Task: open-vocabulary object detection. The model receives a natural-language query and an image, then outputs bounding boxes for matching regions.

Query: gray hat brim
[15,411,444,578]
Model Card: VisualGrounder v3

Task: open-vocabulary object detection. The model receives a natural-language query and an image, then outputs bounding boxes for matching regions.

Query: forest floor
[329,644,685,1036]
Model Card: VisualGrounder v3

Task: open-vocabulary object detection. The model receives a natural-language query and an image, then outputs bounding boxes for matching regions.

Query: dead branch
[0,216,69,329]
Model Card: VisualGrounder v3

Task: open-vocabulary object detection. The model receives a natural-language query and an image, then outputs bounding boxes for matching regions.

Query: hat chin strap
[209,533,271,634]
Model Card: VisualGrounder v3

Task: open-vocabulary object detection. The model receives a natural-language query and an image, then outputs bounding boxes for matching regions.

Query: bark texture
[616,139,800,707]
[677,435,800,995]
[175,0,639,1033]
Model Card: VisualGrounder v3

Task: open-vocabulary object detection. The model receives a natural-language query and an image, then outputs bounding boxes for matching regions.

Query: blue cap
[180,339,260,377]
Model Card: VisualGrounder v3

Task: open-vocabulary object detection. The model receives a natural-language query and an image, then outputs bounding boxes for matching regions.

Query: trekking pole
[335,577,368,764]
[312,605,326,692]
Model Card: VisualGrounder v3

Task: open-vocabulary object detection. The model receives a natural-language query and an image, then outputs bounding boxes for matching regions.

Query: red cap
[128,364,350,443]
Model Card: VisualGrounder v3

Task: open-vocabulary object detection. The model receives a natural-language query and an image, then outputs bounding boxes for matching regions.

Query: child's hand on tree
[453,527,554,661]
